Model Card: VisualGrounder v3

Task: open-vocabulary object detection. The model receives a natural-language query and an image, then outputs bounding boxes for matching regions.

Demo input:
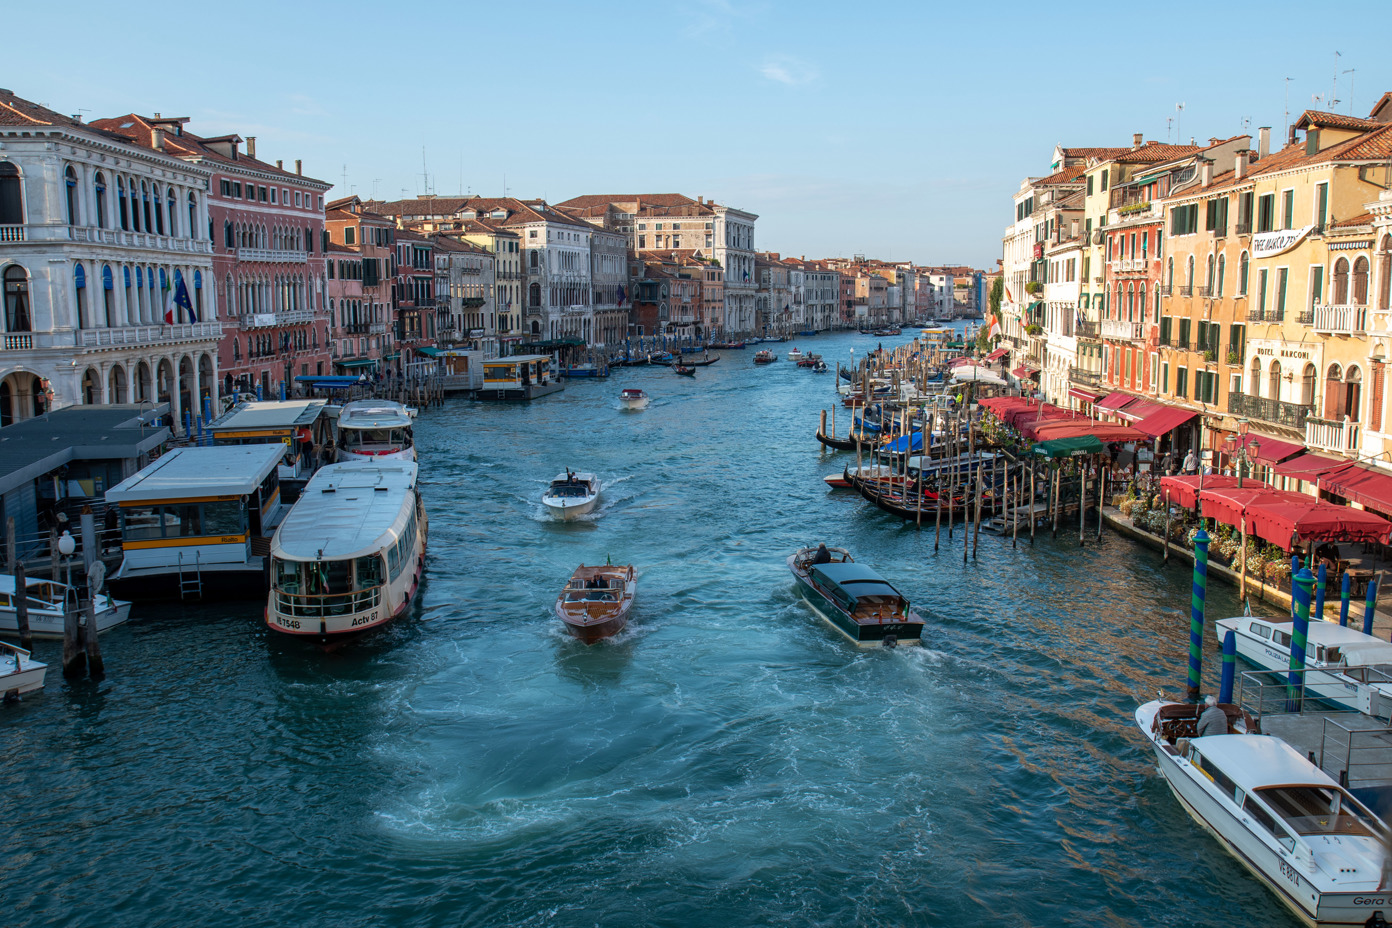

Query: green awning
[335,358,377,369]
[383,353,400,361]
[1033,435,1105,458]
[1026,300,1043,311]
[518,338,586,350]
[414,346,442,357]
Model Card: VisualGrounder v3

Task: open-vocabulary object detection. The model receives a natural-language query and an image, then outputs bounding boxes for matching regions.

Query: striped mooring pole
[1187,529,1210,702]
[1364,577,1380,637]
[1287,567,1314,713]
[1340,571,1352,627]
[1218,629,1237,705]
[1315,561,1327,621]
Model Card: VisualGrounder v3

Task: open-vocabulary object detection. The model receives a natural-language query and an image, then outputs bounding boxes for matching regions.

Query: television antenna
[1331,51,1342,111]
[1283,77,1293,142]
[1175,102,1185,143]
[1343,68,1356,114]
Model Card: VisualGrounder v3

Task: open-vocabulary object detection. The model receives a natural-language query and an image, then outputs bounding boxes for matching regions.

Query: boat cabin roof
[273,462,419,561]
[487,355,549,365]
[810,562,903,604]
[106,444,284,503]
[208,400,327,432]
[1221,615,1392,664]
[621,389,646,396]
[338,400,414,429]
[1190,733,1339,790]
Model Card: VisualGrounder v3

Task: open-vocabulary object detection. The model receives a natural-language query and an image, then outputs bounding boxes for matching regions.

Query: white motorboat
[0,574,131,639]
[619,388,650,410]
[542,471,601,521]
[1136,699,1392,927]
[787,347,805,362]
[1216,615,1392,716]
[0,640,46,698]
[335,400,416,463]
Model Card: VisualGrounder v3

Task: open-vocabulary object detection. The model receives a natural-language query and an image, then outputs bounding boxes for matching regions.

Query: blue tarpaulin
[880,432,925,454]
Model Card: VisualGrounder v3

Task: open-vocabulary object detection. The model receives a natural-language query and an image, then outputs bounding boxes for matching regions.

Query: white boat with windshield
[1216,614,1392,716]
[542,471,601,521]
[266,462,426,646]
[1137,698,1392,927]
[0,574,131,639]
[334,400,416,463]
[1,640,46,699]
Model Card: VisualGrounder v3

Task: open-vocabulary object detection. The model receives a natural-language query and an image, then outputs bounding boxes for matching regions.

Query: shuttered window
[1372,361,1385,432]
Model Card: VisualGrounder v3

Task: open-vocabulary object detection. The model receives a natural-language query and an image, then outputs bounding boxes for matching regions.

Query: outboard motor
[882,635,898,649]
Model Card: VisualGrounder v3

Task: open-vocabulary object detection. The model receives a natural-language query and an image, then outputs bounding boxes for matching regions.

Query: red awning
[1247,497,1391,549]
[946,356,973,367]
[1116,400,1164,423]
[1132,405,1198,438]
[1321,463,1392,515]
[1241,434,1305,466]
[1011,366,1040,378]
[1270,451,1346,481]
[978,396,1032,413]
[1032,421,1148,443]
[985,347,1008,362]
[1095,391,1140,413]
[1198,486,1309,545]
[1158,475,1246,509]
[1068,387,1103,402]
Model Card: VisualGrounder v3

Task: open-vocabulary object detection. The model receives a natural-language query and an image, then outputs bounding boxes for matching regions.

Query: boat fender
[882,635,897,649]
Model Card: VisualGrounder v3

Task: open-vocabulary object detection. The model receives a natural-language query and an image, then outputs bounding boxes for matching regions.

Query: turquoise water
[1,329,1294,927]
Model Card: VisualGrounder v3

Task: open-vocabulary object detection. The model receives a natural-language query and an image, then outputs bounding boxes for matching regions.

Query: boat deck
[1260,710,1392,794]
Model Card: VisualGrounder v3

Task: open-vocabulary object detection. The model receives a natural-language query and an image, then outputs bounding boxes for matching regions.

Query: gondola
[673,365,696,377]
[682,355,721,367]
[815,427,872,451]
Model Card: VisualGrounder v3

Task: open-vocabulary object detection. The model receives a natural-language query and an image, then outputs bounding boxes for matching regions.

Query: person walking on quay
[1183,448,1198,475]
[1196,695,1228,737]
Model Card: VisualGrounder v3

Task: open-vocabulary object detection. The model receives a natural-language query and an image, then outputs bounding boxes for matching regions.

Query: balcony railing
[79,321,223,349]
[1100,318,1144,340]
[64,225,213,254]
[243,309,315,328]
[1235,222,1252,235]
[1068,366,1101,386]
[1227,392,1313,431]
[237,247,308,264]
[1247,309,1286,323]
[1,333,32,350]
[1179,285,1193,297]
[1075,320,1099,338]
[1296,309,1315,325]
[1305,415,1360,454]
[0,225,25,243]
[1313,303,1367,335]
[1197,286,1211,298]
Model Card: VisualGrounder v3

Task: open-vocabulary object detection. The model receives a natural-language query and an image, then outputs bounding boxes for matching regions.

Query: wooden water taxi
[753,350,778,364]
[555,563,637,643]
[266,462,426,647]
[787,546,924,647]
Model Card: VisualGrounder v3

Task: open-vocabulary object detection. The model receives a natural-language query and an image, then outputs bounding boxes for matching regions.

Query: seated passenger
[812,543,832,565]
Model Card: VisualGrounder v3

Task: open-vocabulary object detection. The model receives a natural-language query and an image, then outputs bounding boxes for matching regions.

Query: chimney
[1201,160,1212,187]
[152,127,166,151]
[1235,150,1249,180]
[246,136,257,159]
[276,159,283,170]
[295,159,302,176]
[698,196,704,205]
[1288,124,1298,146]
[1257,127,1270,158]
[1132,132,1143,149]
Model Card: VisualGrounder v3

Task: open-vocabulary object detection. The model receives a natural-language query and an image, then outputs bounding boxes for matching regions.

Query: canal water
[1,328,1293,927]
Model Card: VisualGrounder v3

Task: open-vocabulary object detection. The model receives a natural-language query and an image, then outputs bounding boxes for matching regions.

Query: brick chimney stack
[1257,127,1270,158]
[1235,150,1249,180]
[1132,132,1143,148]
[246,136,257,159]
[295,159,302,176]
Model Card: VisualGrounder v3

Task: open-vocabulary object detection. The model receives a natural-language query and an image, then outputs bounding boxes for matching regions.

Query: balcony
[1158,284,1172,296]
[1074,320,1099,338]
[64,225,213,254]
[0,225,24,243]
[463,297,485,308]
[1179,285,1193,297]
[1235,222,1252,236]
[1312,303,1367,335]
[1296,309,1315,325]
[78,321,223,349]
[1,333,31,350]
[1227,392,1312,431]
[237,247,308,264]
[1100,318,1144,340]
[1068,366,1101,387]
[243,309,315,328]
[1305,415,1360,454]
[1197,286,1211,298]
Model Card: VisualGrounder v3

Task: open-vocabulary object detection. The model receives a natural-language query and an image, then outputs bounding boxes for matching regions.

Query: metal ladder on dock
[178,550,203,600]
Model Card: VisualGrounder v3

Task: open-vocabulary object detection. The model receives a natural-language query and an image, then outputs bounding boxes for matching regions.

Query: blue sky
[8,0,1391,269]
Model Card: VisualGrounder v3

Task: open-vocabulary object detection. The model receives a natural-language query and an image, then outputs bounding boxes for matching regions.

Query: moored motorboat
[1,640,46,698]
[542,471,601,520]
[787,546,924,647]
[753,350,777,364]
[619,388,650,410]
[1136,698,1392,927]
[266,461,427,647]
[1214,614,1392,714]
[555,562,637,643]
[0,575,131,639]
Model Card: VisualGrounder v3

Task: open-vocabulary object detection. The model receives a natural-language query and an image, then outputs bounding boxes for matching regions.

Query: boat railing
[275,585,382,618]
[1239,666,1370,719]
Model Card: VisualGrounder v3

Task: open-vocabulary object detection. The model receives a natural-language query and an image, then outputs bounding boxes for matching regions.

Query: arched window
[1216,254,1226,297]
[1380,235,1392,311]
[0,163,23,226]
[166,188,177,237]
[189,193,197,240]
[94,172,107,229]
[116,177,129,230]
[1325,363,1344,418]
[129,178,141,232]
[101,264,114,326]
[3,266,31,332]
[141,181,153,233]
[1250,357,1263,398]
[1239,251,1249,295]
[1205,255,1214,292]
[1185,255,1195,288]
[1334,257,1350,304]
[1353,256,1370,305]
[224,220,233,249]
[1166,256,1174,289]
[64,165,79,225]
[529,282,541,307]
[151,184,164,236]
[74,262,88,329]
[1301,363,1317,407]
[1346,365,1364,422]
[1269,359,1281,402]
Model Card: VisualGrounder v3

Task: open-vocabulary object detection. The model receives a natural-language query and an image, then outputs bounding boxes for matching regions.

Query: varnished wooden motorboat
[555,563,637,643]
[787,546,924,647]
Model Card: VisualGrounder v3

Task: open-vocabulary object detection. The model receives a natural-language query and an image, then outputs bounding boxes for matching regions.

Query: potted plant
[1025,281,1043,296]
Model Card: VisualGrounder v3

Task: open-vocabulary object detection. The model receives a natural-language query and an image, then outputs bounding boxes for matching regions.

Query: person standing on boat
[1196,695,1227,737]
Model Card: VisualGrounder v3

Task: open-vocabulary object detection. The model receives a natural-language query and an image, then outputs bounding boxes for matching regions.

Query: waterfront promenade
[0,329,1303,928]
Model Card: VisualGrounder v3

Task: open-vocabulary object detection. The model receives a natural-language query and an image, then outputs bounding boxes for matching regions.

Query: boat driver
[812,544,832,565]
[1196,695,1228,737]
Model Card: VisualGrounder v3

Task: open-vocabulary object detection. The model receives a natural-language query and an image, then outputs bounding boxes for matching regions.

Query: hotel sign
[1252,225,1313,259]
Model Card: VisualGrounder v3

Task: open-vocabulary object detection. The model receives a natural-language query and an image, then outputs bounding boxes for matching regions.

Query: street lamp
[1226,418,1258,488]
[57,529,75,590]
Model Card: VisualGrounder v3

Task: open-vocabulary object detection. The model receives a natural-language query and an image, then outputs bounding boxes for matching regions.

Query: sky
[7,0,1392,270]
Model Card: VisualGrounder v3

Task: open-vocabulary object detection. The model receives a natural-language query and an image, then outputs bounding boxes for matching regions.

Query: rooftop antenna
[1166,117,1173,143]
[372,178,382,199]
[1284,77,1294,142]
[1331,51,1342,111]
[1343,68,1356,114]
[340,164,348,192]
[420,147,430,196]
[1175,102,1185,144]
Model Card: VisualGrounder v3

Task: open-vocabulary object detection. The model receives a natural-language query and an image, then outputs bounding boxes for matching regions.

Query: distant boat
[0,640,46,699]
[673,365,696,377]
[542,471,601,521]
[0,575,131,639]
[619,388,649,410]
[787,546,924,647]
[753,350,777,364]
[336,400,416,463]
[562,362,605,378]
[555,562,637,643]
[787,347,805,362]
[812,360,828,373]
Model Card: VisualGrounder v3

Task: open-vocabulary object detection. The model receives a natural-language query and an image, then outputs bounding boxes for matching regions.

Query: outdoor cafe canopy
[1181,482,1392,551]
[1031,421,1149,443]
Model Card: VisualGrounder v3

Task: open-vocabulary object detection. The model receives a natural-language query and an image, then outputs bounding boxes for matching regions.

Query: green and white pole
[1287,567,1314,713]
[1187,529,1210,702]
